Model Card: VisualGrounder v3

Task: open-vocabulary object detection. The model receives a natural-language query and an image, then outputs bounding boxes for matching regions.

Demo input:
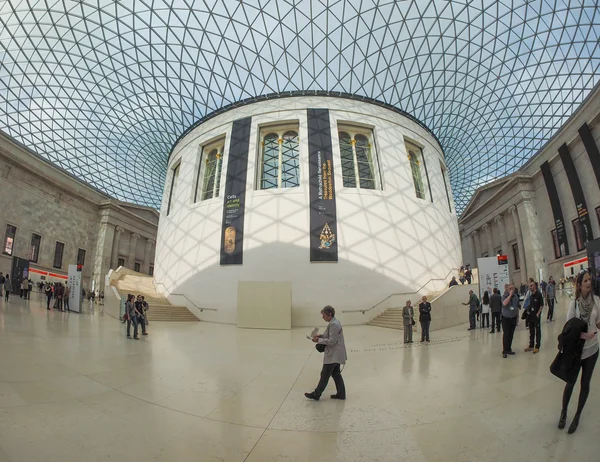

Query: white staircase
[367,291,444,329]
[112,273,198,322]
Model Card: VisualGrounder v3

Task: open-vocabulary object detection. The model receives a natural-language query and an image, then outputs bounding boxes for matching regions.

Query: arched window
[338,127,378,189]
[260,126,300,189]
[407,145,426,200]
[194,139,225,202]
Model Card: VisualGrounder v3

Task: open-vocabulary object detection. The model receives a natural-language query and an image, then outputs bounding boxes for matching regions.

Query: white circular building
[155,95,461,327]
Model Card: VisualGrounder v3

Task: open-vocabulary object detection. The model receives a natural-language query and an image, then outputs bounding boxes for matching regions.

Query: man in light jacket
[305,306,347,401]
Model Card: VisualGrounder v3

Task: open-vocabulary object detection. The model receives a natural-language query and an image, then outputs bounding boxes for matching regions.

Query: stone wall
[0,132,159,291]
[459,82,600,284]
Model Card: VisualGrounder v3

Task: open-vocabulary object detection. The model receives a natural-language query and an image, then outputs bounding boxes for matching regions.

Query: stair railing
[342,267,460,315]
[152,280,217,312]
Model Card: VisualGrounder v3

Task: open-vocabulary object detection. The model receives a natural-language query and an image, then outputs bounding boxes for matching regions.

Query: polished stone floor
[0,290,598,461]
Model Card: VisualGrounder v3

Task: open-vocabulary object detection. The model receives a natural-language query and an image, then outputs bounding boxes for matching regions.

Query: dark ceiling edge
[167,91,444,163]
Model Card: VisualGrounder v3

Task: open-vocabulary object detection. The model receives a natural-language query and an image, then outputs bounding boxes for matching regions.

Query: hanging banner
[541,161,569,256]
[578,122,600,189]
[559,143,594,244]
[308,108,338,262]
[220,117,251,265]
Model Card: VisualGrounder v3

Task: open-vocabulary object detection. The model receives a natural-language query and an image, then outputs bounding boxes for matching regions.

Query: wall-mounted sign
[307,108,338,262]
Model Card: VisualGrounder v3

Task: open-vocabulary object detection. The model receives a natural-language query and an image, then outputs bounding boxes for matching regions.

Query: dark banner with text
[559,143,594,244]
[220,117,251,265]
[541,161,569,256]
[578,122,600,190]
[308,108,338,262]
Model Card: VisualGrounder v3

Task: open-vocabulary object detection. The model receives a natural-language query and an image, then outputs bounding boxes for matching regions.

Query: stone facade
[459,83,600,284]
[0,133,158,291]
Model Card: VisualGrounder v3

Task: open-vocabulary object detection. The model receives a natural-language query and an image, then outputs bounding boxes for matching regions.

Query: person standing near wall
[489,288,503,334]
[559,271,600,434]
[501,284,520,358]
[481,290,491,329]
[63,283,70,311]
[3,276,11,302]
[524,280,544,354]
[463,290,479,330]
[305,306,347,401]
[419,296,432,342]
[0,272,4,298]
[402,300,414,344]
[546,276,556,322]
[45,283,53,309]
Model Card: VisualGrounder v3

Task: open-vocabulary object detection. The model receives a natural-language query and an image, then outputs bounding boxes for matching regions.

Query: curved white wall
[155,96,461,326]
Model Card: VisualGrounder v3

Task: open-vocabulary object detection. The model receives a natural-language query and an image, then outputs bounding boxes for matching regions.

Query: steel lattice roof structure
[1,1,599,213]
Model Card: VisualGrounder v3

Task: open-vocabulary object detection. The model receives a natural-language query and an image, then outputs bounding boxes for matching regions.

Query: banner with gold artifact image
[220,117,251,265]
[307,108,338,262]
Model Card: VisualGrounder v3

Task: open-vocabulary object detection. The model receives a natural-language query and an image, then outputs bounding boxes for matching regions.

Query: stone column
[509,205,525,278]
[516,200,546,281]
[471,230,480,265]
[129,233,140,269]
[92,221,115,292]
[111,226,124,269]
[494,215,509,257]
[482,223,494,257]
[143,238,155,274]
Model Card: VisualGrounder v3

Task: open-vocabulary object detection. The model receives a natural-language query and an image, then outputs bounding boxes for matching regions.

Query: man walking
[305,306,347,401]
[463,290,479,330]
[419,296,432,342]
[501,284,520,358]
[524,280,544,354]
[490,288,503,333]
[546,276,556,322]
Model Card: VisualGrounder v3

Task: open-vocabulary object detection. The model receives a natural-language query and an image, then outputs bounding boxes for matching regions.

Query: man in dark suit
[419,296,432,342]
[489,288,503,333]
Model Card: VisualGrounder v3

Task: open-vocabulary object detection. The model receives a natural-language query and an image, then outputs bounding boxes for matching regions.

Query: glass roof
[1,1,599,213]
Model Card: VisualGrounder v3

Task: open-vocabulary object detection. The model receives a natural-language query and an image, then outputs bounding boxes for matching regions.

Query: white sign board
[68,265,83,313]
[477,255,510,299]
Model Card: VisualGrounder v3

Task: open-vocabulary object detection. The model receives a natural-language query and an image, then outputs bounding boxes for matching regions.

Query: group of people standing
[45,281,70,311]
[401,296,432,343]
[124,294,150,339]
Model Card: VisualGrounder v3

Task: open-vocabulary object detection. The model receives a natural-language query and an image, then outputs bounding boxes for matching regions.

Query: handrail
[170,292,218,312]
[153,280,218,312]
[342,267,460,314]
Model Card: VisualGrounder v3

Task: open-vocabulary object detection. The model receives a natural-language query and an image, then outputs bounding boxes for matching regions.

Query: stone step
[368,318,404,326]
[367,322,404,330]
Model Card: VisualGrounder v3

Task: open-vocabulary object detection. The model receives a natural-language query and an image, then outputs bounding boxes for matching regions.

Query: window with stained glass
[406,143,426,200]
[259,127,300,190]
[195,139,225,202]
[167,162,180,215]
[338,128,378,189]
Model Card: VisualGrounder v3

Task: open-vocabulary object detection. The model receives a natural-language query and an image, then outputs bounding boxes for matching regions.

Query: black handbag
[315,343,326,353]
[550,350,581,384]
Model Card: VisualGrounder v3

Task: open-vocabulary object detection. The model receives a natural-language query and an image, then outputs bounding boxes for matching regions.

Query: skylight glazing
[1,0,599,212]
